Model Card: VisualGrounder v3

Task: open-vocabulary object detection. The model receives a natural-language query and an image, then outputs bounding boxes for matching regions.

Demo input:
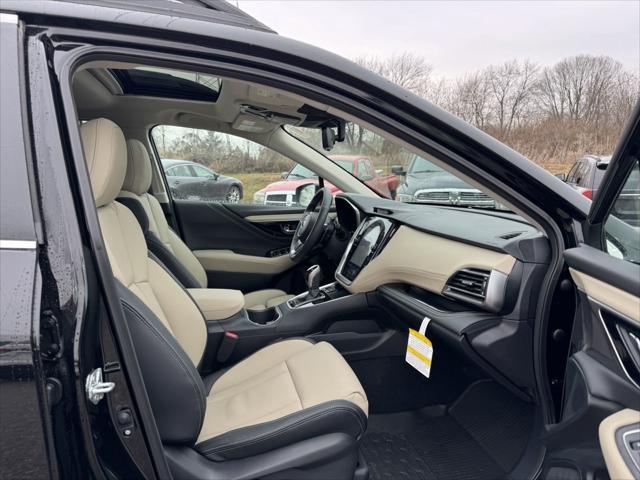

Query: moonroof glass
[111,67,221,102]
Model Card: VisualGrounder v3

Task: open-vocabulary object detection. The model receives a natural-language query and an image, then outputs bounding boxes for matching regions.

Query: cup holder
[247,306,280,325]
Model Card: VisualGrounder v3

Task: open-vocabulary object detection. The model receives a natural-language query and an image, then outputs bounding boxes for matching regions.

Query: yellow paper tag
[406,318,433,378]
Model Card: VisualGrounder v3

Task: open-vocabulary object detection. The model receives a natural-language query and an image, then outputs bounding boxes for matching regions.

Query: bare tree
[354,52,433,95]
[536,55,625,124]
[486,60,539,138]
[421,76,454,111]
[609,71,640,126]
[451,72,491,129]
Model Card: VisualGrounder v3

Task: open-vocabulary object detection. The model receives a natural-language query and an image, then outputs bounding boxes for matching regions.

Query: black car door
[0,15,51,477]
[553,104,640,479]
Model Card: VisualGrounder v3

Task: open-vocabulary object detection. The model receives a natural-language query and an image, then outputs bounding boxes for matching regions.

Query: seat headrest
[122,139,153,195]
[81,118,127,207]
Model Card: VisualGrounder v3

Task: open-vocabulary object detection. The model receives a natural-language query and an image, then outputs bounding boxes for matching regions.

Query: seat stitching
[229,399,301,428]
[124,301,205,426]
[115,204,141,285]
[123,300,205,402]
[212,340,312,392]
[197,405,365,455]
[211,365,291,400]
[122,301,205,429]
[198,405,364,455]
[201,397,301,440]
[283,359,303,410]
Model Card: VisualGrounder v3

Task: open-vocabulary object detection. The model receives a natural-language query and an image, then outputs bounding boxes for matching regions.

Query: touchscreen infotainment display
[337,217,394,284]
[349,224,382,267]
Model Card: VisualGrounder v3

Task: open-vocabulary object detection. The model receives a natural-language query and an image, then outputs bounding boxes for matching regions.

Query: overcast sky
[236,1,639,78]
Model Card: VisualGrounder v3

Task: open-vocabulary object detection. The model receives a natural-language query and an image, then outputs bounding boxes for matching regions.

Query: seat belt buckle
[216,331,238,363]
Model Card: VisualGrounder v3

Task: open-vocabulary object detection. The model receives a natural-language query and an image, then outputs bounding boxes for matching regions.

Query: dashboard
[333,193,552,397]
[334,193,550,314]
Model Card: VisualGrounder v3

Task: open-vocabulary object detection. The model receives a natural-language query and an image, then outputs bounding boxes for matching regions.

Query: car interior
[69,61,603,479]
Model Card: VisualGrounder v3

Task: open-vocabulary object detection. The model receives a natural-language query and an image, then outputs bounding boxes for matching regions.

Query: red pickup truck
[253,155,399,206]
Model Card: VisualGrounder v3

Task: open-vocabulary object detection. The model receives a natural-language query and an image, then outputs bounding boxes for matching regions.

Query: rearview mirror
[321,119,346,151]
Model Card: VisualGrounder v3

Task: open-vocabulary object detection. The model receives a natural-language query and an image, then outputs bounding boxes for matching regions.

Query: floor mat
[360,381,533,480]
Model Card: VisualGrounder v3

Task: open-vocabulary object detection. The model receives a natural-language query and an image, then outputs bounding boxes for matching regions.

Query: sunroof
[111,67,221,102]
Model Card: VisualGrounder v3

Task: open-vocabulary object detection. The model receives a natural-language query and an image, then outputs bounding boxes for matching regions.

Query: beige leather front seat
[81,118,368,476]
[119,138,293,310]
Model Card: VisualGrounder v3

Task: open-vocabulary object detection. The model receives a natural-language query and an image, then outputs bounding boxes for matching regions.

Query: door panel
[194,249,294,274]
[226,203,306,237]
[545,245,640,478]
[172,200,308,291]
[174,201,298,256]
[564,245,640,399]
[570,268,640,325]
[599,409,640,480]
[550,106,640,478]
[565,243,640,324]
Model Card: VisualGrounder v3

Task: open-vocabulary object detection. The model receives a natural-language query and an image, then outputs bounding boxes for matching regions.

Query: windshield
[409,157,445,174]
[286,164,316,179]
[285,123,501,209]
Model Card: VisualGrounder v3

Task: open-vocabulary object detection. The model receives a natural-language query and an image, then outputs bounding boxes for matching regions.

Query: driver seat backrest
[81,118,208,443]
[119,139,208,289]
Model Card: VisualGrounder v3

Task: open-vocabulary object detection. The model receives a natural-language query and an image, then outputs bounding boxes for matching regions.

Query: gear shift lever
[305,265,322,298]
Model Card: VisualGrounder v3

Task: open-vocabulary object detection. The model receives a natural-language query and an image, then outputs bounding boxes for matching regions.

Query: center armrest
[188,288,245,321]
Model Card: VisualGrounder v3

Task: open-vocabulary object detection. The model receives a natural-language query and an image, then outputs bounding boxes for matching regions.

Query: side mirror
[281,171,288,179]
[297,183,319,207]
[391,165,406,176]
[555,173,566,182]
[213,173,219,181]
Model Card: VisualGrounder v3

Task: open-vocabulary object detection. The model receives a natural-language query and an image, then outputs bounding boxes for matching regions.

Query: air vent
[442,268,509,313]
[444,269,490,299]
[499,231,524,240]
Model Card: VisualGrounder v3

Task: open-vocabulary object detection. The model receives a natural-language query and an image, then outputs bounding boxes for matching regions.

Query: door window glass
[357,159,373,181]
[603,160,640,264]
[192,165,215,178]
[565,162,580,183]
[574,162,589,185]
[167,165,192,177]
[152,126,322,206]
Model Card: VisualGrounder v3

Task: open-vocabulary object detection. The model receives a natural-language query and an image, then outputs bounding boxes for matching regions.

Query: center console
[287,281,349,308]
[200,215,396,373]
[336,216,395,286]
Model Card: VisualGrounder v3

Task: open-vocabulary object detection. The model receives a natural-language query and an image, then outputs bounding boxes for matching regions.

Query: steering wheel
[289,187,332,261]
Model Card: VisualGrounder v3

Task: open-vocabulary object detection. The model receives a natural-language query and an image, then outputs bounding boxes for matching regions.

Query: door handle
[281,223,298,234]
